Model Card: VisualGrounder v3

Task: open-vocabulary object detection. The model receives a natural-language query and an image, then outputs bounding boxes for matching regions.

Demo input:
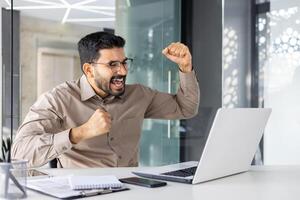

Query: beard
[94,71,126,97]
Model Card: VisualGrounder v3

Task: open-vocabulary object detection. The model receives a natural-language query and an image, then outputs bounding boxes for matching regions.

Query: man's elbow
[12,141,42,168]
[12,142,26,159]
[183,108,198,119]
[183,93,200,118]
[11,142,28,163]
[182,102,199,119]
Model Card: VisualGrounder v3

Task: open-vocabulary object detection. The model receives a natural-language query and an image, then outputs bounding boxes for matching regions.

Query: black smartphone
[119,177,167,188]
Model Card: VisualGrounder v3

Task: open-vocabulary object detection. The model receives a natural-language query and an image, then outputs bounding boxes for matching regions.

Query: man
[12,32,200,168]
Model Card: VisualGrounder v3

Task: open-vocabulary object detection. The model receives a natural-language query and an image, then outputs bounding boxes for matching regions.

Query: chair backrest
[49,159,58,168]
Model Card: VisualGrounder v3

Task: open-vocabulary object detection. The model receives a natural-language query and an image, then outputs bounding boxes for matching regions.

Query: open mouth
[110,76,125,90]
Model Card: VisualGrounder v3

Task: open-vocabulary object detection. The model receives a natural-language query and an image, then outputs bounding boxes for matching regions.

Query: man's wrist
[179,64,193,73]
[70,126,84,144]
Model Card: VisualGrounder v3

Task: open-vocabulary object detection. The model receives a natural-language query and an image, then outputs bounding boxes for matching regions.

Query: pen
[80,189,112,197]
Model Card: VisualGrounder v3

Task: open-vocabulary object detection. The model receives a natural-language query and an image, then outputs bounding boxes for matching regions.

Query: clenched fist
[162,42,192,73]
[70,108,111,144]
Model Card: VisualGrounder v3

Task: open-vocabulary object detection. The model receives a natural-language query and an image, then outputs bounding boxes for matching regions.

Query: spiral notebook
[69,175,123,190]
[27,176,128,199]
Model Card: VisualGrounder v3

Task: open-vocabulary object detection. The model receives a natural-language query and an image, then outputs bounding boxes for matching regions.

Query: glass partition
[256,0,300,165]
[0,0,182,167]
[116,0,181,166]
[0,1,20,153]
[0,0,114,165]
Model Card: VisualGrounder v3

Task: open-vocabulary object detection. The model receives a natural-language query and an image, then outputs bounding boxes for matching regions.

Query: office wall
[180,0,252,161]
[19,16,98,121]
[180,0,223,161]
[193,0,224,108]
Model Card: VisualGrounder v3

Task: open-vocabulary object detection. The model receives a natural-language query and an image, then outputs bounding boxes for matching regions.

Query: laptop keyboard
[161,166,197,177]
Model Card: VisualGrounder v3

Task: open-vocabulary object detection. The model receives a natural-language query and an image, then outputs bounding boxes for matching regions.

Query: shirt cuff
[53,129,72,155]
[179,70,198,91]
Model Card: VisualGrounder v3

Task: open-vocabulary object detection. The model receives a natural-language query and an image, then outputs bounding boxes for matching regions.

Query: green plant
[0,137,11,162]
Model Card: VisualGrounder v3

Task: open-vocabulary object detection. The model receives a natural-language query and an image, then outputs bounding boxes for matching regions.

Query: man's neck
[87,78,109,98]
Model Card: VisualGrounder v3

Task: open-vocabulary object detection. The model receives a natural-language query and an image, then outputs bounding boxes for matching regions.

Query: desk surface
[27,166,300,200]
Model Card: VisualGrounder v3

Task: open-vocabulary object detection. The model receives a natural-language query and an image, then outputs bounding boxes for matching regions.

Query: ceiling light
[5,0,115,24]
[66,18,115,22]
[74,7,115,16]
[62,7,71,23]
[59,0,70,6]
[22,0,60,6]
[11,5,66,10]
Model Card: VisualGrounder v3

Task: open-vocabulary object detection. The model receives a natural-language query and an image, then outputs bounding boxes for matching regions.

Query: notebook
[27,176,128,199]
[69,175,123,190]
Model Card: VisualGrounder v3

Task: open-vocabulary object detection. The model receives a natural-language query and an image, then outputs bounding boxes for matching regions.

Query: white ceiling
[0,0,115,28]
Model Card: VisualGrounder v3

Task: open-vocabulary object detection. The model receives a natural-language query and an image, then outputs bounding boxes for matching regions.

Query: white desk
[27,166,300,200]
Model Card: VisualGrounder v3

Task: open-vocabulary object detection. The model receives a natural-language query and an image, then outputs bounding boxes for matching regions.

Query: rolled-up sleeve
[144,70,200,119]
[12,92,72,168]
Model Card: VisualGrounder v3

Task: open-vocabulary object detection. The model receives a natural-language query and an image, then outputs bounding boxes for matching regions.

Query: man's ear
[83,63,94,78]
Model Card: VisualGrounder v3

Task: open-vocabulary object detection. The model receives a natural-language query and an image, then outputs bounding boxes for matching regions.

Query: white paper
[27,176,80,198]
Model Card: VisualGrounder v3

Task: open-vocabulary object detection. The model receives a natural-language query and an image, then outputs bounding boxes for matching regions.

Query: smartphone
[119,177,167,188]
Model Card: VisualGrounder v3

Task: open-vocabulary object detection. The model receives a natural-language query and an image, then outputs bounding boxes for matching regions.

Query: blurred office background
[0,0,299,167]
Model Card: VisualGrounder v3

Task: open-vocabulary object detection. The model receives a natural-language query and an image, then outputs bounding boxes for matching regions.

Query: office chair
[49,159,58,168]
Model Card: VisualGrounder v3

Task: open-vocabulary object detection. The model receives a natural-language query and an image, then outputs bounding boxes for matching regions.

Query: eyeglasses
[89,57,134,71]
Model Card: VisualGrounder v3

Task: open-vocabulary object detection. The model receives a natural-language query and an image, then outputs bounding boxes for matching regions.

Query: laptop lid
[192,108,271,184]
[133,108,271,184]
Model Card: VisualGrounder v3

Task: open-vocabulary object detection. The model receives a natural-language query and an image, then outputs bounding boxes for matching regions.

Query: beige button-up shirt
[12,71,199,168]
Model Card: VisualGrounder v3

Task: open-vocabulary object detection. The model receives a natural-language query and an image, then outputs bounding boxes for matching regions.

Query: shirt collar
[80,75,97,101]
[79,75,125,101]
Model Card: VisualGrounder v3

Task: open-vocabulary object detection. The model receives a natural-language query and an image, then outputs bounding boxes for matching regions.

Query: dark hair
[77,31,126,70]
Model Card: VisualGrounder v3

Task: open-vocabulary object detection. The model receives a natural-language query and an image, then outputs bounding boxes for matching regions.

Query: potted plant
[1,137,11,162]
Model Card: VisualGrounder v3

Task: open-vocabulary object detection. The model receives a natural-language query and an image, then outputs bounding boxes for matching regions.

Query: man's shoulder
[41,79,80,102]
[54,79,79,93]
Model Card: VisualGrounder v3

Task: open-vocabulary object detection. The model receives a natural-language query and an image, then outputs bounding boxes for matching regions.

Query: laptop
[133,108,271,184]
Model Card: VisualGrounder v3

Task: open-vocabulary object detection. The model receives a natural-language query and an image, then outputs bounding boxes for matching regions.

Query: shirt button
[110,137,114,141]
[118,155,122,160]
[62,147,67,151]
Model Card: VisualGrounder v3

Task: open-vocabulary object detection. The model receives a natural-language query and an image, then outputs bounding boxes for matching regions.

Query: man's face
[92,48,127,97]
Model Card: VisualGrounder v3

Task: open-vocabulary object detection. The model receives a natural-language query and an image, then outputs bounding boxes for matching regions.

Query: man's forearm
[12,129,72,167]
[177,70,200,118]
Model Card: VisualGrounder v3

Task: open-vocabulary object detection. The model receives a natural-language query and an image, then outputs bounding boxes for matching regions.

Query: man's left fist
[162,42,192,73]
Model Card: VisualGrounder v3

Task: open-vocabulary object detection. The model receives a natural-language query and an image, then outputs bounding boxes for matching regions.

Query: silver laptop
[133,108,271,184]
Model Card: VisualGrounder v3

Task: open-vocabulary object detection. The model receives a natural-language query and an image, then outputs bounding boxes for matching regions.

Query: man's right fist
[70,108,111,144]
